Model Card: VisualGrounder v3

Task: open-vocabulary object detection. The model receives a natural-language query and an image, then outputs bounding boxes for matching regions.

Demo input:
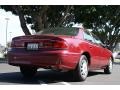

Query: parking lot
[0,60,120,85]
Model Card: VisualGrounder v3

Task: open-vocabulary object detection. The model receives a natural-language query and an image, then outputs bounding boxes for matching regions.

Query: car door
[92,34,108,67]
[83,31,101,69]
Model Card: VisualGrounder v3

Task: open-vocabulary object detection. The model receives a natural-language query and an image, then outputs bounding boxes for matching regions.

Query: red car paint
[7,28,113,71]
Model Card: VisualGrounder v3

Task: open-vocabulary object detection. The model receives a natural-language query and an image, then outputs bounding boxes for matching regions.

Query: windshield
[36,27,79,36]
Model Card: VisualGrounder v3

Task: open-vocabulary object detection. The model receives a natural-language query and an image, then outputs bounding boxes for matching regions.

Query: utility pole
[5,18,9,50]
[9,32,12,41]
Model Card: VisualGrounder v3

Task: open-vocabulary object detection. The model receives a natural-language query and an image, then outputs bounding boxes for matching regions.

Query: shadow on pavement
[0,61,8,64]
[0,69,105,84]
[0,58,8,64]
[113,62,120,65]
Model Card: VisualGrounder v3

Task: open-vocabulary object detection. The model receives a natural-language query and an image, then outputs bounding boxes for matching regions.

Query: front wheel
[20,66,37,78]
[104,58,113,74]
[73,55,88,81]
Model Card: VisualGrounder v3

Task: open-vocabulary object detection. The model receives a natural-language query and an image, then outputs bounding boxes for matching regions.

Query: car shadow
[0,69,105,84]
[88,71,104,77]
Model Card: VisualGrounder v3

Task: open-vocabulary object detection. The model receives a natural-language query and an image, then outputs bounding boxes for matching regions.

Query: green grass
[114,59,120,63]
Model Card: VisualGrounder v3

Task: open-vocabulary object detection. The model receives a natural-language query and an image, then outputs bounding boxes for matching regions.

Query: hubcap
[80,59,88,78]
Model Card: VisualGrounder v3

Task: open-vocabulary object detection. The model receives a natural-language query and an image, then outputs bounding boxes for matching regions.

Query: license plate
[27,43,39,50]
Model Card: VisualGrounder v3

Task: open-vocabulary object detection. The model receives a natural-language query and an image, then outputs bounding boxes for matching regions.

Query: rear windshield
[36,27,79,36]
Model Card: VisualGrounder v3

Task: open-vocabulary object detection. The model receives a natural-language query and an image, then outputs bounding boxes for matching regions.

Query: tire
[73,55,88,81]
[104,58,113,74]
[20,66,37,78]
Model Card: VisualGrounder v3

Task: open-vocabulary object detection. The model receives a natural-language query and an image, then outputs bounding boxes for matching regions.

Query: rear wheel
[104,58,113,74]
[73,55,88,81]
[20,66,37,78]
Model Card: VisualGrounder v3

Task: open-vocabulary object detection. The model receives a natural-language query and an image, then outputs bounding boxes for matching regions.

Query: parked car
[7,27,113,81]
[113,52,120,59]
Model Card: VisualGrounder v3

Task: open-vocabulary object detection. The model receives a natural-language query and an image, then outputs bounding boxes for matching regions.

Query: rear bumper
[8,50,80,70]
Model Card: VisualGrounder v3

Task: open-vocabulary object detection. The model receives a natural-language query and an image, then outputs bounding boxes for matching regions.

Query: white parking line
[39,81,48,85]
[59,82,71,85]
[39,81,71,85]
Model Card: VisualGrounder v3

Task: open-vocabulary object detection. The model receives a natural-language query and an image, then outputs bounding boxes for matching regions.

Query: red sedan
[7,27,113,81]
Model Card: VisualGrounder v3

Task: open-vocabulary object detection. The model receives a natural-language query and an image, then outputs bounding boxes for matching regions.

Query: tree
[74,6,120,50]
[0,5,74,34]
[1,5,120,50]
[0,6,31,35]
[0,44,5,53]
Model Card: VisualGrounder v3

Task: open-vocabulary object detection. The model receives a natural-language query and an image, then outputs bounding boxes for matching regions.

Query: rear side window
[83,30,94,43]
[36,27,79,36]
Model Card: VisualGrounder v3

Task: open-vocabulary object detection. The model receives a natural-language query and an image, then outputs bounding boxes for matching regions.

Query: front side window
[92,34,103,45]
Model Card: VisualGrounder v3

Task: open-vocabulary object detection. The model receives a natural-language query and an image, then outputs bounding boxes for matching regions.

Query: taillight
[11,41,15,47]
[41,41,68,49]
[11,39,68,49]
[53,41,68,49]
[11,40,24,48]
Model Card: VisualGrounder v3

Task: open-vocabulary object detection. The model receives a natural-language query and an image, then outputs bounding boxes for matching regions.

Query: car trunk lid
[11,35,72,50]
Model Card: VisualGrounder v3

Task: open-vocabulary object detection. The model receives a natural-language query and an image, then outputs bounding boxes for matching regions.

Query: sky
[0,9,30,46]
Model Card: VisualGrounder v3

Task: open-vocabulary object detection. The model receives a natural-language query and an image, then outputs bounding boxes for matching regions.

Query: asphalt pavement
[0,60,120,85]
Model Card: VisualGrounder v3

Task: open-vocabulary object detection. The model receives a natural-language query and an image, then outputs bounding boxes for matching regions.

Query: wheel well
[82,52,91,66]
[111,56,114,62]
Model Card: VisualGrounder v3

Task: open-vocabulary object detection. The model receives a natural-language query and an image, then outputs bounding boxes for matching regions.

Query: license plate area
[27,43,39,50]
